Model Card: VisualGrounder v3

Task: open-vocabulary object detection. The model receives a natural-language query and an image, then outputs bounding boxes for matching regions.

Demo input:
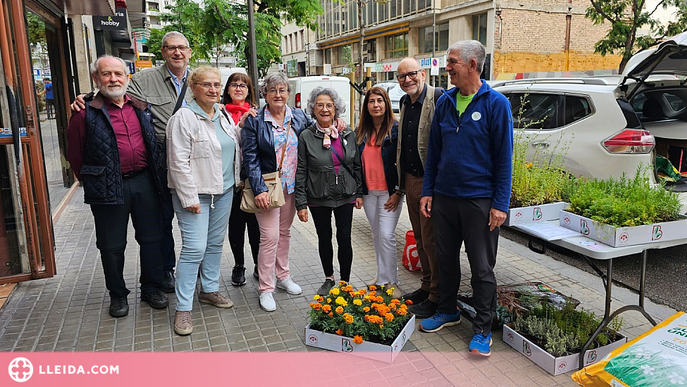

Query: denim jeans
[172,189,233,311]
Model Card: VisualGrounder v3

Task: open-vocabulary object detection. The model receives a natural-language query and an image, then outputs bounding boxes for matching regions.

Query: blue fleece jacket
[421,80,513,212]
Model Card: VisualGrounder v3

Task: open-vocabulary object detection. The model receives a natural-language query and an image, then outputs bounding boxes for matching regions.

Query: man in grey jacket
[72,31,193,292]
[395,57,442,319]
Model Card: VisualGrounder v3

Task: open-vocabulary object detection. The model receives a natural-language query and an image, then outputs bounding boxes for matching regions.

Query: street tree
[586,0,687,71]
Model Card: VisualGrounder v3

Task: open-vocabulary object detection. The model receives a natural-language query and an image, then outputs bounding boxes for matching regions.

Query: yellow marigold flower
[353,335,363,344]
[344,314,354,324]
[525,162,533,169]
[322,304,332,313]
[386,289,394,296]
[313,295,319,300]
[327,298,332,303]
[385,313,394,322]
[335,306,344,314]
[353,299,363,306]
[335,297,347,306]
[363,296,370,301]
[330,288,340,296]
[336,328,343,335]
[363,306,370,313]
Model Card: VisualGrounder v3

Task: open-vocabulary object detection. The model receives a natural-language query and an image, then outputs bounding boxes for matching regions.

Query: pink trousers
[255,192,296,293]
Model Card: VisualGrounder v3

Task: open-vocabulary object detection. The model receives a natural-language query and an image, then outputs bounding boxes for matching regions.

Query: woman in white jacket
[167,66,241,336]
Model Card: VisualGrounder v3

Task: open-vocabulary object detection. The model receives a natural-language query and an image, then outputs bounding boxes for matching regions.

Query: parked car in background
[492,31,687,208]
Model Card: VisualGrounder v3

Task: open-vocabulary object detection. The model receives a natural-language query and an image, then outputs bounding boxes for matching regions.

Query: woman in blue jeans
[167,66,242,335]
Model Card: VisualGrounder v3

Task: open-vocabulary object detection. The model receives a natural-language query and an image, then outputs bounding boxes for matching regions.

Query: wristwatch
[394,190,405,197]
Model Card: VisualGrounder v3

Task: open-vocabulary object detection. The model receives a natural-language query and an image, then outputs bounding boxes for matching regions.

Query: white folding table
[511,220,687,369]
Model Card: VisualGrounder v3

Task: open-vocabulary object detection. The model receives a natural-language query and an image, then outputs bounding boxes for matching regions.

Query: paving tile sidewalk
[0,188,676,386]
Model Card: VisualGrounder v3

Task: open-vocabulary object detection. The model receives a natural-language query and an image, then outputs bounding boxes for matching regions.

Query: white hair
[306,87,346,120]
[90,55,129,77]
[447,40,486,73]
[162,31,190,48]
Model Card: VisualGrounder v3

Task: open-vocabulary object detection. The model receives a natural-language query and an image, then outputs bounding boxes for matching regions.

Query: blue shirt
[167,66,188,108]
[45,82,53,99]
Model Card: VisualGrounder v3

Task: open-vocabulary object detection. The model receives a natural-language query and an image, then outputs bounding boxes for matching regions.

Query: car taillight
[296,93,301,108]
[602,129,655,154]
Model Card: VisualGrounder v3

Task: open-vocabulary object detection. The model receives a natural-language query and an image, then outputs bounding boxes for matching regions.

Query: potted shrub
[560,166,685,246]
[503,303,626,375]
[305,282,415,363]
[505,97,574,226]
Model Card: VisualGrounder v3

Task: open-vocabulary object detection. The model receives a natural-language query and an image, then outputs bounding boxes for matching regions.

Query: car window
[563,96,592,126]
[506,93,561,130]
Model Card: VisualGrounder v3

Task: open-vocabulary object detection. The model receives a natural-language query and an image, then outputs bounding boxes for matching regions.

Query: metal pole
[247,0,259,90]
[431,0,436,86]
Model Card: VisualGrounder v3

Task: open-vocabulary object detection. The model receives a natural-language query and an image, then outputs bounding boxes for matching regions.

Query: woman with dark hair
[356,86,403,298]
[221,72,260,286]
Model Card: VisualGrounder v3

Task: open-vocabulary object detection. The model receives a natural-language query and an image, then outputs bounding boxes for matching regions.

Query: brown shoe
[174,311,193,336]
[199,291,234,308]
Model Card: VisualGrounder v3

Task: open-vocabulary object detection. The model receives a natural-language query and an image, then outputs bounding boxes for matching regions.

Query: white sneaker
[276,276,302,295]
[259,292,276,312]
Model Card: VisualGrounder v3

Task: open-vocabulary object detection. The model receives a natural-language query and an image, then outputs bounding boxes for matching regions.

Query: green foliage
[512,302,623,357]
[308,282,412,344]
[26,12,46,48]
[148,0,324,76]
[585,0,687,71]
[567,166,682,227]
[511,94,576,207]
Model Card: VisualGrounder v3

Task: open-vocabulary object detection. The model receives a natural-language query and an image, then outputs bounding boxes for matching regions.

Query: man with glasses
[72,31,193,294]
[418,41,513,357]
[394,57,443,319]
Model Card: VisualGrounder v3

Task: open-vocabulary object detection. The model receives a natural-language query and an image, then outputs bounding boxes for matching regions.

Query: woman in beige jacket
[167,66,241,336]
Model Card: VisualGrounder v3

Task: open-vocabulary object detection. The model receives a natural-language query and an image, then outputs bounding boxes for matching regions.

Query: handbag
[240,121,291,213]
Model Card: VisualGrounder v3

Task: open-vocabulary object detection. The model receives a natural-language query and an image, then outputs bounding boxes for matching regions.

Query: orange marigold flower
[391,299,401,305]
[322,304,332,313]
[328,312,334,318]
[385,313,394,322]
[400,304,408,310]
[335,306,344,314]
[397,309,407,316]
[344,314,354,324]
[405,299,413,305]
[376,296,385,303]
[369,291,376,296]
[309,302,315,308]
[369,285,377,291]
[363,306,370,313]
[378,324,384,329]
[389,303,397,311]
[313,303,322,310]
[336,328,343,335]
[339,280,347,286]
[359,289,367,295]
[353,335,363,344]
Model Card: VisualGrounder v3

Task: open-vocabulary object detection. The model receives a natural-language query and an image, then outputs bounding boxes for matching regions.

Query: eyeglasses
[267,88,289,95]
[163,45,189,52]
[315,103,335,110]
[195,82,222,90]
[396,70,421,82]
[230,83,248,90]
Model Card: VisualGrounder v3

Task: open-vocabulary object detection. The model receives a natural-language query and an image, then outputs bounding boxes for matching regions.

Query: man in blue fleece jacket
[417,40,513,357]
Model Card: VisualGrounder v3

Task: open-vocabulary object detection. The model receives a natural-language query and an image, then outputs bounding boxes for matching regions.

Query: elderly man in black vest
[67,55,169,317]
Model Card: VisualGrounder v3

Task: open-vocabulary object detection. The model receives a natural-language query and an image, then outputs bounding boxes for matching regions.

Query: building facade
[282,0,622,86]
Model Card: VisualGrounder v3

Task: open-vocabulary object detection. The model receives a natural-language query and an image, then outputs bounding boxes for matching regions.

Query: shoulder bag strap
[172,79,188,115]
[277,119,291,174]
[330,139,353,178]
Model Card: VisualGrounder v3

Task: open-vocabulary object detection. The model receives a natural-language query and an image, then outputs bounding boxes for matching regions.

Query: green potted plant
[560,166,685,246]
[503,303,626,376]
[505,94,575,226]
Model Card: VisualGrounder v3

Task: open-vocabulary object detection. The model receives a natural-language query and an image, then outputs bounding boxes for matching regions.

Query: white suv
[493,31,687,202]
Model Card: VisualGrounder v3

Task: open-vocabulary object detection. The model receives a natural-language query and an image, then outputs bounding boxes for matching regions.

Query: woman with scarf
[221,73,260,286]
[295,87,363,297]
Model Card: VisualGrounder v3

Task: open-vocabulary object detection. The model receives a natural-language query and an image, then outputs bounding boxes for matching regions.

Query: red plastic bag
[402,231,421,271]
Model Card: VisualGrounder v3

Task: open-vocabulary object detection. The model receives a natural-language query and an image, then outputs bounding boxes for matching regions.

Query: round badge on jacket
[472,112,481,121]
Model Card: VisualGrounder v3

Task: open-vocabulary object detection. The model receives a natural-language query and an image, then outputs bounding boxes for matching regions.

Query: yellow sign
[136,60,154,69]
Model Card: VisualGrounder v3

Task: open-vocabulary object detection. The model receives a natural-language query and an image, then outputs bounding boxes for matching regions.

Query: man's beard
[97,80,129,100]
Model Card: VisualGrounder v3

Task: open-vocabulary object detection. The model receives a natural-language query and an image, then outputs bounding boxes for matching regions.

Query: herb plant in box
[305,282,415,362]
[503,303,626,375]
[560,166,685,246]
[505,95,574,226]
